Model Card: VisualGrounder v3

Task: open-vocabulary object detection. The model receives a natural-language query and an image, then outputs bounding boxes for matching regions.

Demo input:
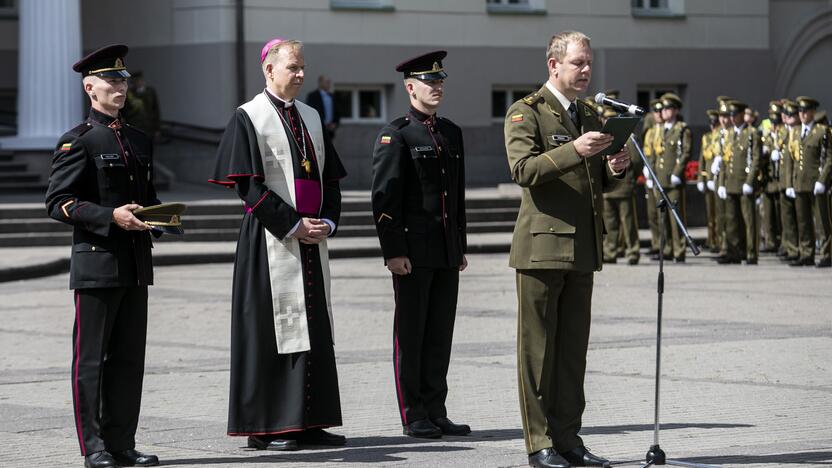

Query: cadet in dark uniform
[44,45,160,468]
[371,51,470,439]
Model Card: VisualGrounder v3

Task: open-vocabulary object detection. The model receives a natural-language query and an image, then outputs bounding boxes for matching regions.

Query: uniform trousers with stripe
[71,287,148,456]
[392,267,459,425]
[516,269,593,455]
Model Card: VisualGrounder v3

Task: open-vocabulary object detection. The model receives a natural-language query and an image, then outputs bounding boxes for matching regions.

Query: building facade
[0,0,829,188]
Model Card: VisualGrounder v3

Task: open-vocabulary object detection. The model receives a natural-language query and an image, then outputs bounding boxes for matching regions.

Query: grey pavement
[1,251,831,467]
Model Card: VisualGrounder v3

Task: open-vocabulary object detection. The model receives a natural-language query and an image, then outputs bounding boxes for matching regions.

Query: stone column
[0,0,82,150]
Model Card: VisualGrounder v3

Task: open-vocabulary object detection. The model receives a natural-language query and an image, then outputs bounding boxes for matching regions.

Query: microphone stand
[625,134,715,468]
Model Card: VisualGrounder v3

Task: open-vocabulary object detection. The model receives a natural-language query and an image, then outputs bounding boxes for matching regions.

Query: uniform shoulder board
[66,122,93,138]
[522,92,542,106]
[438,116,460,130]
[390,116,409,130]
[123,122,149,136]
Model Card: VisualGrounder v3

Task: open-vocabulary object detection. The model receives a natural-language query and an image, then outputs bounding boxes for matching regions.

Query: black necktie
[568,103,578,128]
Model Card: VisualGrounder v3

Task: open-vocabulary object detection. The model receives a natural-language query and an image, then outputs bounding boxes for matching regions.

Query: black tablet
[598,116,641,156]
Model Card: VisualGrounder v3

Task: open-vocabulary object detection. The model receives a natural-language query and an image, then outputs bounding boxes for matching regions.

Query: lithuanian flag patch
[380,135,391,145]
[60,143,72,152]
[511,114,524,123]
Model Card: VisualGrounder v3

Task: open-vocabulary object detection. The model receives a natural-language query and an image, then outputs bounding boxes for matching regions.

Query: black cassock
[210,92,346,436]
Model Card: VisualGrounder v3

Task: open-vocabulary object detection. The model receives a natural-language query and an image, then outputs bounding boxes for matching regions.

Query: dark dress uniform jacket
[46,108,159,289]
[372,108,467,268]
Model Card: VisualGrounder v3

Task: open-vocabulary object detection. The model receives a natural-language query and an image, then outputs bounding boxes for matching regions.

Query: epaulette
[522,92,543,106]
[66,122,93,138]
[438,116,460,130]
[390,116,409,130]
[123,122,149,137]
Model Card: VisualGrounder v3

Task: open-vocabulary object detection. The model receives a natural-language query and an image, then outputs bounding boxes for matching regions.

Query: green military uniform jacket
[791,123,831,192]
[697,128,719,184]
[655,121,691,189]
[782,126,798,190]
[504,85,622,272]
[643,124,662,169]
[718,125,762,194]
[762,124,789,191]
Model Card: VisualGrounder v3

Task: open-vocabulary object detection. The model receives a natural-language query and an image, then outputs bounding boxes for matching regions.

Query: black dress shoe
[559,445,610,467]
[627,257,639,265]
[789,257,814,266]
[528,448,571,468]
[716,255,741,264]
[247,435,299,451]
[745,258,758,265]
[602,258,617,264]
[295,428,347,446]
[111,449,159,467]
[430,417,471,436]
[817,258,831,268]
[85,451,117,468]
[403,419,442,438]
[673,257,685,263]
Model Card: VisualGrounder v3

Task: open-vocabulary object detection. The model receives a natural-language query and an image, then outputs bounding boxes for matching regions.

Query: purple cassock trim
[294,179,322,215]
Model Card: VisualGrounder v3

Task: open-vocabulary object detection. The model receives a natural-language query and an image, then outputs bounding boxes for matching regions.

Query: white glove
[642,166,650,179]
[742,183,753,195]
[696,181,705,193]
[670,174,682,187]
[814,181,827,195]
[711,156,722,175]
[706,180,716,191]
[718,186,727,199]
[646,178,654,190]
[770,149,780,162]
[786,187,796,199]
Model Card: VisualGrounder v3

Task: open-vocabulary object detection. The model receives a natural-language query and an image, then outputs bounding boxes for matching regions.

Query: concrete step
[0,172,41,183]
[0,162,28,172]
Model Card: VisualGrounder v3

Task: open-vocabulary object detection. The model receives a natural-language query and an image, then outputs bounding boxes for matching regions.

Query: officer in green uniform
[778,100,801,261]
[716,100,762,264]
[759,101,785,253]
[504,31,629,468]
[710,96,735,257]
[788,96,831,267]
[642,99,664,256]
[697,109,721,252]
[654,93,691,262]
[601,107,642,265]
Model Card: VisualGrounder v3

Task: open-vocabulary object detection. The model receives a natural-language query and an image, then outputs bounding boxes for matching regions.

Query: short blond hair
[261,39,303,76]
[546,31,591,62]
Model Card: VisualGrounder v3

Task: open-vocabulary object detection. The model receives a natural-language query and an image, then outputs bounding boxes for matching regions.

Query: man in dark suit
[504,31,629,468]
[45,44,161,468]
[371,50,470,440]
[306,75,340,140]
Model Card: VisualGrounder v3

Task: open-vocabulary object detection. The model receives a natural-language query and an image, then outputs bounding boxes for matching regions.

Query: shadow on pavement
[681,450,832,465]
[582,422,754,435]
[161,444,473,465]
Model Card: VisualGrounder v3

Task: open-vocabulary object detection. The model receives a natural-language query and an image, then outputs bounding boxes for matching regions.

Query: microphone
[594,93,646,116]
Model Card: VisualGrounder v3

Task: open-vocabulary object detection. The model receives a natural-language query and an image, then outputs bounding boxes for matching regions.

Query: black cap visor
[409,70,448,81]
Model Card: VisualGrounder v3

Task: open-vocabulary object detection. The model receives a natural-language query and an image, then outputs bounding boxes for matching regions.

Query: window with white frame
[492,86,539,120]
[487,0,546,14]
[334,86,386,123]
[631,0,685,17]
[331,0,393,11]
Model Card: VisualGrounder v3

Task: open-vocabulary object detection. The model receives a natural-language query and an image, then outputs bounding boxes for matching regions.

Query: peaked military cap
[815,110,828,125]
[649,98,663,112]
[716,95,734,106]
[604,89,620,100]
[396,50,448,80]
[134,202,187,235]
[768,100,783,114]
[72,44,130,78]
[660,93,682,109]
[719,99,747,116]
[781,100,798,116]
[706,109,719,120]
[796,96,819,110]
